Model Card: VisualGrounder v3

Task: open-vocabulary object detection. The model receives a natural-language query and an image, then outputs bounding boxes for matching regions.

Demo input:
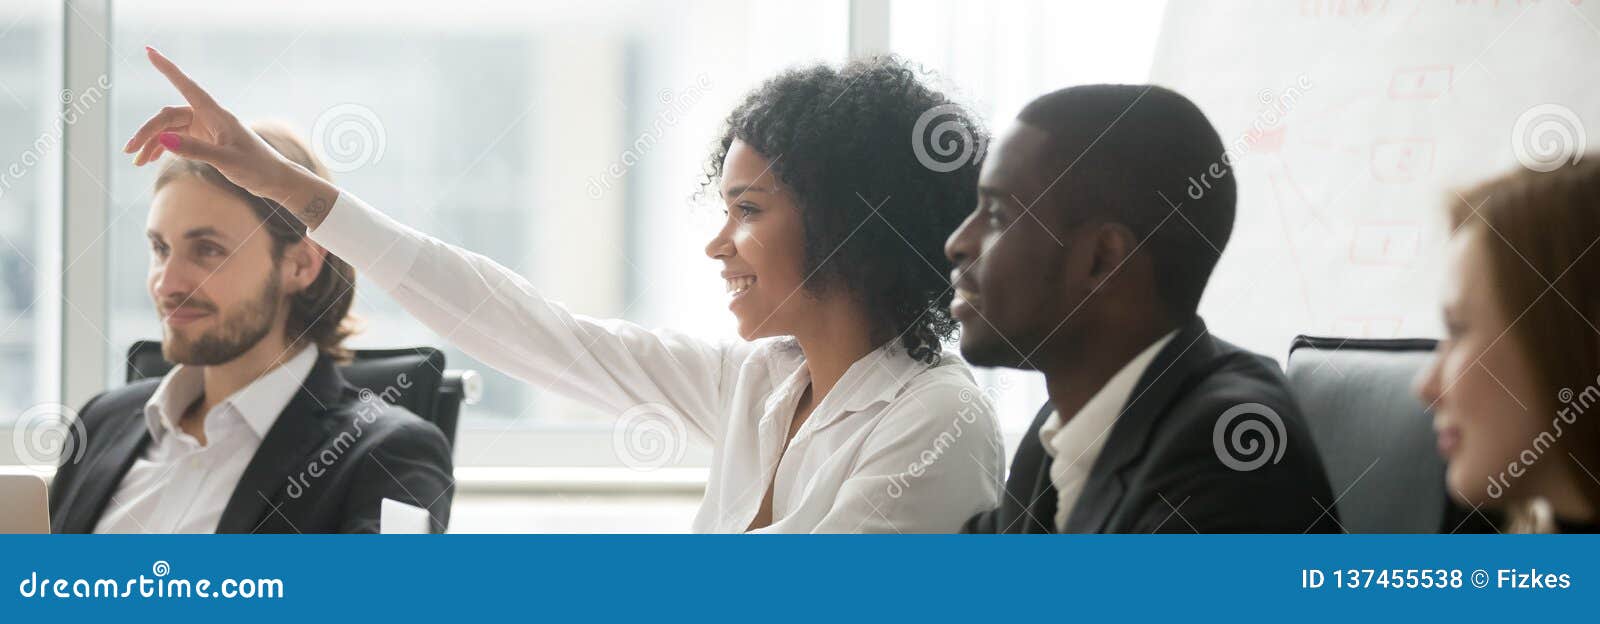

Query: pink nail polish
[158,132,181,150]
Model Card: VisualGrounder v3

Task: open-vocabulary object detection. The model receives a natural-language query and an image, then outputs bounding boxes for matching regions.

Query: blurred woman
[124,47,1003,533]
[1414,157,1600,533]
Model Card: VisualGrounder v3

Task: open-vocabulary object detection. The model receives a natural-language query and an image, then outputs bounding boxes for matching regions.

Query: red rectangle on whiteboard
[1388,65,1453,100]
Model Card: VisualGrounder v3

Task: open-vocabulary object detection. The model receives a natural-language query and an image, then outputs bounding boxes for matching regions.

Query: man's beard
[162,267,282,366]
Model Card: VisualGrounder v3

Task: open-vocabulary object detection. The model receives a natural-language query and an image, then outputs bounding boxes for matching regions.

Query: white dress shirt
[1037,330,1176,532]
[309,192,1004,533]
[95,344,318,533]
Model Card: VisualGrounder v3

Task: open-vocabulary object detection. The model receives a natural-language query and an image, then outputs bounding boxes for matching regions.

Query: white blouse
[308,192,1004,533]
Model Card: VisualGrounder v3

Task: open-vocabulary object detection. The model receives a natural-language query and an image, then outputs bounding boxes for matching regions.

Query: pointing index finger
[145,46,220,110]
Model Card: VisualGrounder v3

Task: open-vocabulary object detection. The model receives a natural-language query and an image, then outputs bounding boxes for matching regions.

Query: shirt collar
[829,341,933,414]
[760,339,933,430]
[1039,329,1179,454]
[143,344,321,442]
[144,360,204,442]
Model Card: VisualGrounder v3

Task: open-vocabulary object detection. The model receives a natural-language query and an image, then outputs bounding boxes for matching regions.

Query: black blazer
[49,352,455,534]
[965,316,1341,533]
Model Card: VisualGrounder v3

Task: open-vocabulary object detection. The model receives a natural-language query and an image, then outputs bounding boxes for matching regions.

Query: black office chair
[125,340,479,447]
[1286,336,1494,533]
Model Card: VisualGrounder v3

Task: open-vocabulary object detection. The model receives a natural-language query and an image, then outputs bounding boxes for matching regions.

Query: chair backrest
[126,341,474,447]
[1285,336,1476,533]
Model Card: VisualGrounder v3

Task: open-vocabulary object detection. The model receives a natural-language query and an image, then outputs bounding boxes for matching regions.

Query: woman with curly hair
[125,47,1003,533]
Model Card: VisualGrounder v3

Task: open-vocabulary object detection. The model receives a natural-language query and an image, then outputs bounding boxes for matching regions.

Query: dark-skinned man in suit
[947,85,1339,533]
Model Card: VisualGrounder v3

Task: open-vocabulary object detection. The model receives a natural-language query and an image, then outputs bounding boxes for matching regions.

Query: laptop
[380,498,433,534]
[0,474,50,534]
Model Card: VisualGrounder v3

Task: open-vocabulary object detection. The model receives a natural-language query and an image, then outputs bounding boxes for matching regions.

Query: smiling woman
[121,47,1005,533]
[697,57,992,529]
[701,58,985,366]
[1413,158,1600,534]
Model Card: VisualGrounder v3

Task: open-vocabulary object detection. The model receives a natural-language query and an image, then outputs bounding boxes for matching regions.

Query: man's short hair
[1018,84,1235,316]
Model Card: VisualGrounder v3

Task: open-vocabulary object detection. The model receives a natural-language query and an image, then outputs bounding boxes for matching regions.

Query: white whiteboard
[1149,0,1600,361]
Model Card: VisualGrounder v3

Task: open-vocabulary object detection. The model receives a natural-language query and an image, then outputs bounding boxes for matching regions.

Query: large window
[24,0,1521,475]
[97,0,847,466]
[0,1,63,461]
[1,0,1181,468]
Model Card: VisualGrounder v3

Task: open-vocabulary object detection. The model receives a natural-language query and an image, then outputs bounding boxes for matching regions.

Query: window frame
[1,0,891,474]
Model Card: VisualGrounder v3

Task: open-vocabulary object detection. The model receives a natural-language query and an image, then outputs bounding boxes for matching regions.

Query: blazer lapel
[1022,404,1059,534]
[213,353,347,534]
[58,410,151,534]
[1066,316,1217,533]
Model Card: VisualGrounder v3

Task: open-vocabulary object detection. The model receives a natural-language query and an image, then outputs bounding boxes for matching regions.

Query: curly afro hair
[701,55,986,364]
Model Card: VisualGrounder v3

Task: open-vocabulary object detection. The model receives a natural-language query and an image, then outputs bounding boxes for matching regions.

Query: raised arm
[124,47,744,440]
[311,190,741,439]
[125,47,340,230]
